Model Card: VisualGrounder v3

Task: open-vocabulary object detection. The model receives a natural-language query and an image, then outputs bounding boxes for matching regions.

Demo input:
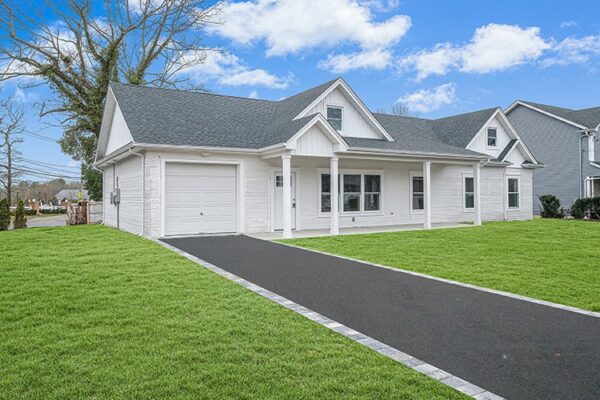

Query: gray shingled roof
[109,80,493,158]
[520,101,600,128]
[496,139,518,161]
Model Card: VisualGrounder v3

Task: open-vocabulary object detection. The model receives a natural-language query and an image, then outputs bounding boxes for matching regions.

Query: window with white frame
[464,176,474,209]
[411,175,424,211]
[320,174,333,213]
[327,106,343,130]
[364,175,381,211]
[343,174,361,212]
[507,177,520,209]
[319,172,382,214]
[487,128,497,147]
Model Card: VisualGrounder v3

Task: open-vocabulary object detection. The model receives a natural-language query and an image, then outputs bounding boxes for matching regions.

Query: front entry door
[274,172,296,231]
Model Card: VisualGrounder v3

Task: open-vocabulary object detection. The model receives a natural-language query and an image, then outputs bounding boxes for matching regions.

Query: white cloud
[248,90,259,98]
[542,34,600,66]
[318,48,392,73]
[400,24,551,80]
[178,50,292,89]
[208,0,411,57]
[560,20,577,28]
[397,83,457,113]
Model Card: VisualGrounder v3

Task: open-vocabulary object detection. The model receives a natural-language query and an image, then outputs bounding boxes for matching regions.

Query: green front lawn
[0,226,466,399]
[284,219,600,312]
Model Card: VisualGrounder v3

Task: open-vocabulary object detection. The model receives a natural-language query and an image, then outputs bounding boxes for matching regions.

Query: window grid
[464,176,474,209]
[412,176,424,211]
[487,128,497,147]
[508,177,520,208]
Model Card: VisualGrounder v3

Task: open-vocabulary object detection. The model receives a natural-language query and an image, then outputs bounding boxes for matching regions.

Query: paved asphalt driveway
[162,235,600,400]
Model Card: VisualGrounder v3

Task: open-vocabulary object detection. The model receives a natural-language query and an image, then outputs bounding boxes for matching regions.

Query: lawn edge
[152,237,504,400]
[277,240,600,318]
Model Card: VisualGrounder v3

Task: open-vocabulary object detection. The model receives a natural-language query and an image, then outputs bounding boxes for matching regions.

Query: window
[464,176,474,209]
[508,177,520,209]
[487,128,497,147]
[275,175,283,187]
[321,174,331,213]
[343,174,361,212]
[319,172,382,214]
[327,106,342,130]
[411,176,424,211]
[364,175,381,211]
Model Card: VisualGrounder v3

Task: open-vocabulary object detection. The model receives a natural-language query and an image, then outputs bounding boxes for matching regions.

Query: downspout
[129,149,145,236]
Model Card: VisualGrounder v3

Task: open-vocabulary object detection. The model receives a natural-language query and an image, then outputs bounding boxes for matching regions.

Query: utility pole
[0,100,24,207]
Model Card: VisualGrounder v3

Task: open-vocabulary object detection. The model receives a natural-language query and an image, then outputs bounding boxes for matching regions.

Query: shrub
[539,195,564,218]
[0,198,9,231]
[590,197,600,219]
[571,198,588,219]
[570,197,600,220]
[13,200,27,229]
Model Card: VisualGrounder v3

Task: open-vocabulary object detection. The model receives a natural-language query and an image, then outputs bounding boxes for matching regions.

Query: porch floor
[248,222,473,240]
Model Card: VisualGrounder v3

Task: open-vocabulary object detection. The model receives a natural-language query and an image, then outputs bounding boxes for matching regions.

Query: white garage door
[165,163,237,236]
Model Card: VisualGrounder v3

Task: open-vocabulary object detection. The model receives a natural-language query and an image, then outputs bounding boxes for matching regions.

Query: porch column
[330,156,339,235]
[473,163,482,226]
[282,154,293,238]
[423,161,432,229]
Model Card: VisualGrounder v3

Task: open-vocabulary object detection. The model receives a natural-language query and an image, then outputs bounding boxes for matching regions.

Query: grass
[284,219,600,312]
[0,225,466,400]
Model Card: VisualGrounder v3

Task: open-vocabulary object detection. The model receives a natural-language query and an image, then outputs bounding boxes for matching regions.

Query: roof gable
[506,100,599,129]
[295,78,394,141]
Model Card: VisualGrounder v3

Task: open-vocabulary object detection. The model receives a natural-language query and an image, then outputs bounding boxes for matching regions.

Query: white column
[330,156,339,235]
[423,161,432,229]
[473,163,482,226]
[282,154,292,238]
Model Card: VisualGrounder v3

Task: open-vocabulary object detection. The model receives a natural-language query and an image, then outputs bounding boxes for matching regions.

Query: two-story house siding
[506,102,600,213]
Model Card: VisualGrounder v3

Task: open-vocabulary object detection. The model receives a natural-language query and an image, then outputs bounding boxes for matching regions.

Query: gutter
[346,147,488,162]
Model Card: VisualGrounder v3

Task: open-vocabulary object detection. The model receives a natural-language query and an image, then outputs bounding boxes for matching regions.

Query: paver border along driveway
[162,235,600,400]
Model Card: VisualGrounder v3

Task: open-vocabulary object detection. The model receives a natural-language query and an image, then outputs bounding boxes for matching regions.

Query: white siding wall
[295,126,334,157]
[143,151,273,237]
[105,104,133,155]
[109,150,534,238]
[467,116,512,159]
[305,88,381,139]
[102,155,143,234]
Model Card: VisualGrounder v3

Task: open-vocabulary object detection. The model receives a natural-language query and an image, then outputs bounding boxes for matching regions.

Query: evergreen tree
[13,200,27,229]
[0,198,9,231]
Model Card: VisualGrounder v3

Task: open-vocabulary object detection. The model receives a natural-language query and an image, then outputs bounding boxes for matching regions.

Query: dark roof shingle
[109,80,495,158]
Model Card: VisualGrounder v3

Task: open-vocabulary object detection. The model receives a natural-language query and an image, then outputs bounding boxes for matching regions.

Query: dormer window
[327,106,343,131]
[487,128,497,147]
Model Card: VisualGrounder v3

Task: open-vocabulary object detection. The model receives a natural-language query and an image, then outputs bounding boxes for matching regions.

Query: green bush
[0,198,9,231]
[571,197,600,219]
[39,208,66,214]
[539,195,564,218]
[13,200,27,229]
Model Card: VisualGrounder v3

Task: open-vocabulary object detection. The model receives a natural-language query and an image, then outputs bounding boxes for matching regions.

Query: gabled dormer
[294,78,394,142]
[466,109,538,167]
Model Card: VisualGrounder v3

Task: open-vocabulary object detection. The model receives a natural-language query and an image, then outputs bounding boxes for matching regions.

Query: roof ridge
[433,107,499,122]
[372,112,431,121]
[109,81,277,104]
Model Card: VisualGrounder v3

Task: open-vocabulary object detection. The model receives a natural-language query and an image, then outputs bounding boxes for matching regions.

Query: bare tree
[374,102,416,117]
[389,102,414,117]
[0,0,221,199]
[0,99,25,206]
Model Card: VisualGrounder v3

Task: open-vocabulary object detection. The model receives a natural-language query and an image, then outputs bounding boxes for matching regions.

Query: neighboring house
[94,78,539,238]
[506,101,600,212]
[55,189,89,203]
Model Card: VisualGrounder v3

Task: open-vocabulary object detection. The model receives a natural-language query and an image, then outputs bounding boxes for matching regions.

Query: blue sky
[4,0,600,181]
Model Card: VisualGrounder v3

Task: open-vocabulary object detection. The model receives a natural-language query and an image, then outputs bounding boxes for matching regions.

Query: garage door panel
[165,163,237,236]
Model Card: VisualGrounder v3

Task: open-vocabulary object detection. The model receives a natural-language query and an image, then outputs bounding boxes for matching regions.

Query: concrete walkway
[162,235,600,400]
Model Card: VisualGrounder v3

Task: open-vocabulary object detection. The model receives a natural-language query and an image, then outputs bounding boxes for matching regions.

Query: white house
[95,78,540,238]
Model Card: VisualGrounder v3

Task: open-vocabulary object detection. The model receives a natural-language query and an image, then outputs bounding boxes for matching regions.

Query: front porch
[249,221,473,240]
